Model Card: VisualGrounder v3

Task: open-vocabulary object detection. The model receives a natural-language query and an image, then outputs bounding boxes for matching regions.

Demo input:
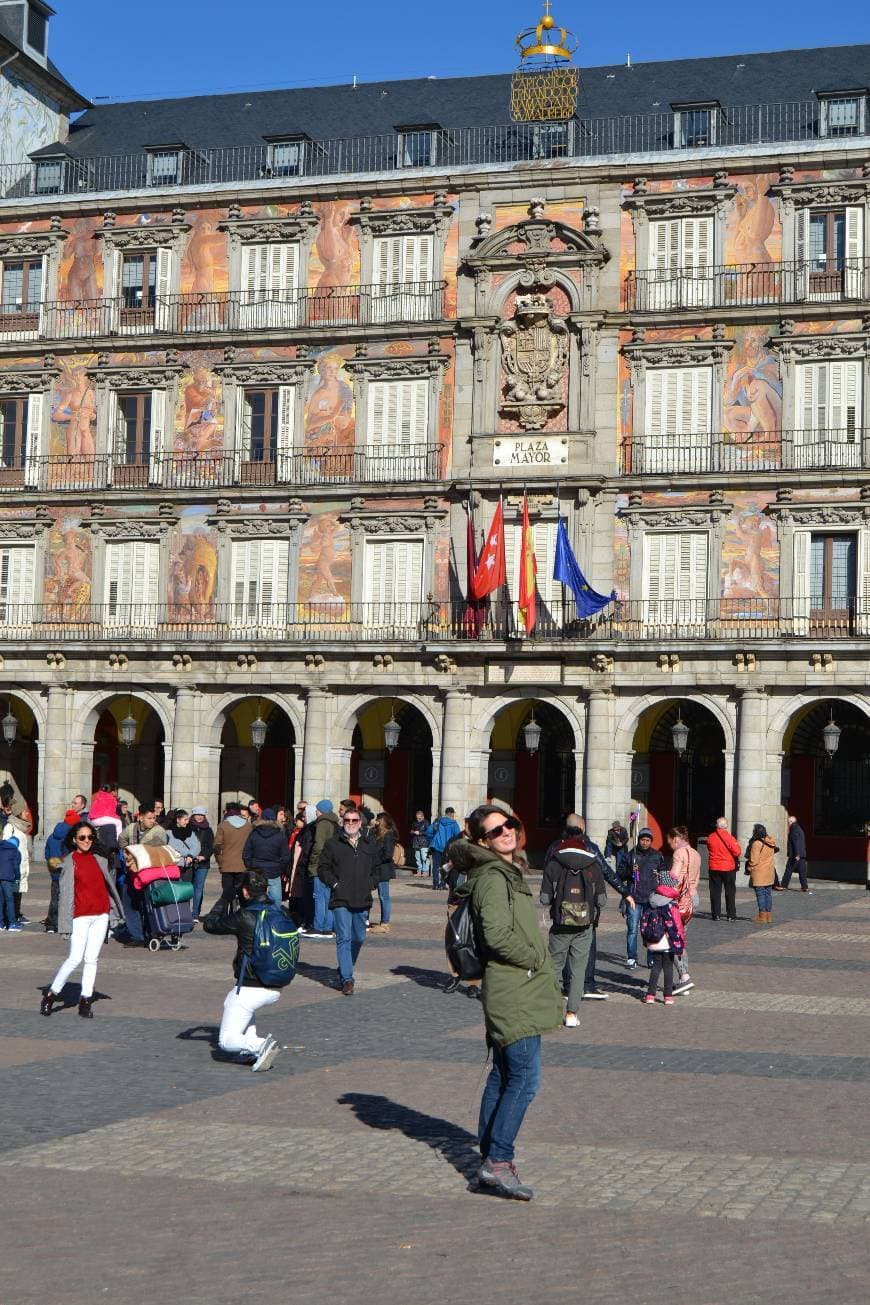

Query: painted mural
[173,360,224,455]
[310,201,358,290]
[180,211,229,296]
[720,494,778,600]
[168,507,218,620]
[723,326,782,438]
[724,174,781,264]
[43,514,92,614]
[0,68,63,169]
[57,217,103,301]
[298,512,351,606]
[303,348,355,456]
[50,356,98,457]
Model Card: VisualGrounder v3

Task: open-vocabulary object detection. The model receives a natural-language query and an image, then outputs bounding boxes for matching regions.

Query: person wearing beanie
[242,805,291,908]
[641,873,685,1005]
[189,805,215,921]
[298,799,340,936]
[619,827,665,970]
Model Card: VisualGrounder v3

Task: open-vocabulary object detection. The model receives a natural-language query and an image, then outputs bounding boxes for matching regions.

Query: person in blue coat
[429,807,461,891]
[0,826,22,931]
[44,816,75,933]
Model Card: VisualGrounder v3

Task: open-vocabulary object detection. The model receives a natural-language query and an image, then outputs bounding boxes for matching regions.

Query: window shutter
[240,245,264,327]
[682,217,713,269]
[104,540,159,626]
[533,520,558,607]
[372,237,403,323]
[406,234,434,284]
[232,539,255,616]
[24,392,43,486]
[367,381,388,451]
[106,390,120,474]
[149,389,165,483]
[107,247,122,332]
[844,206,864,298]
[644,533,706,626]
[504,523,520,603]
[364,539,424,625]
[232,539,289,626]
[648,219,680,272]
[0,545,36,619]
[154,247,173,330]
[266,242,300,326]
[792,529,811,634]
[794,208,809,299]
[276,385,295,480]
[857,528,870,635]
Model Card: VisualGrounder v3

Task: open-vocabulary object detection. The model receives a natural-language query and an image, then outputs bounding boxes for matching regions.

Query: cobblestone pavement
[1,869,869,1304]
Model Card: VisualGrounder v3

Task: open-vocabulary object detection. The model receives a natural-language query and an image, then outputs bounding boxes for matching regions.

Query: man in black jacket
[619,827,665,968]
[243,807,291,907]
[202,870,284,1071]
[540,838,610,1026]
[778,816,810,893]
[189,805,214,922]
[562,815,634,999]
[318,808,381,995]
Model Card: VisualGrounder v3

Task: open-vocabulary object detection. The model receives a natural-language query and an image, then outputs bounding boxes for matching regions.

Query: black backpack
[445,879,513,981]
[558,868,592,928]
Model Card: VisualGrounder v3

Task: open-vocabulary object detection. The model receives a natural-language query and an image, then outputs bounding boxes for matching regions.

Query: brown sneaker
[341,980,355,996]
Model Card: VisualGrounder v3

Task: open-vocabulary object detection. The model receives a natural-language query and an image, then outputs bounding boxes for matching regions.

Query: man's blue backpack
[237,904,300,990]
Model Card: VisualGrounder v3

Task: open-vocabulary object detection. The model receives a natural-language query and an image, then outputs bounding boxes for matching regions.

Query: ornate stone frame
[0,512,50,607]
[623,175,736,270]
[770,324,870,457]
[767,497,870,611]
[769,167,870,264]
[219,205,320,296]
[0,221,68,312]
[623,499,731,602]
[0,359,60,480]
[339,507,445,604]
[90,358,184,466]
[88,514,175,614]
[621,333,734,439]
[348,197,454,285]
[211,512,308,609]
[96,212,190,303]
[214,357,315,467]
[344,350,449,452]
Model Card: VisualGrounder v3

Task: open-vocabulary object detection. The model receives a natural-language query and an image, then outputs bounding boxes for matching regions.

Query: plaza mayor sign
[493,435,569,467]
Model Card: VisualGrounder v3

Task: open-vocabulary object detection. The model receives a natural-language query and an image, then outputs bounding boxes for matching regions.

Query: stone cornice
[88,519,172,540]
[623,503,731,528]
[622,335,733,370]
[349,202,453,241]
[218,209,319,244]
[771,328,870,362]
[766,500,870,525]
[344,353,450,380]
[622,184,736,220]
[0,227,67,258]
[96,224,189,249]
[467,215,609,270]
[214,359,315,385]
[211,515,307,537]
[0,519,49,539]
[91,363,184,388]
[768,168,870,208]
[340,509,445,535]
[0,362,60,392]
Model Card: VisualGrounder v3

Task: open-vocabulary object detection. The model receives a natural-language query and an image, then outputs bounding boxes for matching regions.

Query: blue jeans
[120,878,144,941]
[414,847,430,875]
[312,876,334,933]
[755,885,773,912]
[266,877,283,908]
[624,901,643,961]
[192,864,209,919]
[377,879,391,924]
[333,905,367,982]
[431,848,444,889]
[478,1035,542,1163]
[0,879,15,928]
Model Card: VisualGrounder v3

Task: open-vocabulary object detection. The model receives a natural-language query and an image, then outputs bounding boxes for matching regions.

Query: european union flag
[553,516,615,618]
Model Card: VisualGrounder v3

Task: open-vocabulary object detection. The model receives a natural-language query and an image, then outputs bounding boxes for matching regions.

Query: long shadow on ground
[337,1092,479,1181]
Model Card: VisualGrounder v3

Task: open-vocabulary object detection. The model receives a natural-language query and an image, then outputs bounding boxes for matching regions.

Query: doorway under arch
[350,699,433,837]
[0,694,39,829]
[487,699,576,855]
[92,696,164,811]
[219,699,295,811]
[631,699,726,846]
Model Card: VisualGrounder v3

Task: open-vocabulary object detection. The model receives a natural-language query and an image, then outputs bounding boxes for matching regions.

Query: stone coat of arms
[498,292,569,431]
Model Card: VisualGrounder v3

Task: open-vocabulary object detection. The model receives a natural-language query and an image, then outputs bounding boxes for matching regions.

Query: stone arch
[0,687,46,737]
[75,687,173,744]
[203,691,305,751]
[332,692,442,753]
[613,691,736,756]
[767,691,870,752]
[490,268,583,318]
[471,691,584,755]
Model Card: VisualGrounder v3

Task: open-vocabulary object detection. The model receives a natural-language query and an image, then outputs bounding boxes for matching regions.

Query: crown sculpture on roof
[510,2,579,123]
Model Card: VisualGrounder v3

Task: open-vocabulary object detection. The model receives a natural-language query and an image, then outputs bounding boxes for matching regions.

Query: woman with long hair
[166,809,201,882]
[369,811,398,935]
[448,805,561,1201]
[746,822,778,925]
[40,821,124,1018]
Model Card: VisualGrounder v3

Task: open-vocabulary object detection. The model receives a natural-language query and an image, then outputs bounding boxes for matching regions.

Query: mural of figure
[724,329,782,436]
[304,353,354,452]
[180,366,220,453]
[724,507,777,598]
[53,368,97,456]
[45,522,91,614]
[168,522,217,620]
[63,224,101,301]
[307,515,343,606]
[728,176,778,264]
[183,215,226,295]
[314,202,355,289]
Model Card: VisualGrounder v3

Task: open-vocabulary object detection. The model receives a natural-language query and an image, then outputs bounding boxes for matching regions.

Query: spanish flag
[518,493,537,634]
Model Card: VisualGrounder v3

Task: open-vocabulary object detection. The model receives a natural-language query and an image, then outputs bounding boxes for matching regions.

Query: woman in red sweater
[40,822,124,1018]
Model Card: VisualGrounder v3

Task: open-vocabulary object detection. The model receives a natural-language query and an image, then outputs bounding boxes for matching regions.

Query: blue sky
[52,0,867,102]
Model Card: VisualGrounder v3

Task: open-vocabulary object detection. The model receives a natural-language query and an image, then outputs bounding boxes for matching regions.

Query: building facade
[1,6,869,874]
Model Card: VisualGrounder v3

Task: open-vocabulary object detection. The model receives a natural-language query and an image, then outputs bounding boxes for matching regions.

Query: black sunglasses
[484,817,520,840]
[75,833,94,842]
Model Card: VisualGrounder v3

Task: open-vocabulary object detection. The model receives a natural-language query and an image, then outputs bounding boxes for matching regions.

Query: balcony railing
[0,282,446,343]
[1,597,868,643]
[0,445,444,492]
[625,259,870,311]
[620,429,866,475]
[0,101,864,201]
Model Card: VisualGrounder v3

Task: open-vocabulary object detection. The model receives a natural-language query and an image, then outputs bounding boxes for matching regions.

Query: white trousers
[51,913,109,999]
[218,985,280,1055]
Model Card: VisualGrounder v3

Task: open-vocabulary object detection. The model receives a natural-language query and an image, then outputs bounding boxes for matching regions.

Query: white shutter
[647,219,681,310]
[403,235,435,320]
[798,360,862,466]
[24,392,43,487]
[533,520,558,607]
[794,208,809,300]
[149,388,165,483]
[680,217,713,307]
[366,380,428,476]
[857,528,870,635]
[107,246,122,332]
[828,361,862,440]
[276,385,295,481]
[104,540,159,627]
[844,206,864,298]
[367,381,388,452]
[36,253,48,336]
[266,242,300,327]
[154,247,173,330]
[644,533,706,630]
[0,545,35,623]
[504,523,520,603]
[372,236,403,322]
[363,538,423,627]
[240,245,264,328]
[792,530,811,635]
[232,539,289,628]
[105,390,120,480]
[645,368,711,471]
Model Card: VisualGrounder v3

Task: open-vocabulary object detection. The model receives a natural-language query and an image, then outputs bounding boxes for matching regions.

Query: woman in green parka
[449,805,561,1202]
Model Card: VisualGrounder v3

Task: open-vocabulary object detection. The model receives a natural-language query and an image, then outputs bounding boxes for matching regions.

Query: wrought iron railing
[0,445,444,491]
[620,429,865,475]
[0,281,446,342]
[0,101,864,200]
[1,597,867,643]
[625,259,870,311]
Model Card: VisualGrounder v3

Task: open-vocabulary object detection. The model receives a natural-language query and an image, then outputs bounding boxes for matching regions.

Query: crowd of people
[4,778,815,1199]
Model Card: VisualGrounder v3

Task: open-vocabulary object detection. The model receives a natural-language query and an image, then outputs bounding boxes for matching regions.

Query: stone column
[301,688,331,803]
[439,688,468,813]
[42,684,71,826]
[735,688,769,844]
[584,689,615,844]
[170,686,199,810]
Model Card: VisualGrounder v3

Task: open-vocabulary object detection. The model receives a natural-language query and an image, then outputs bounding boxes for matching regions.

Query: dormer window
[396,124,441,169]
[146,147,183,187]
[34,157,64,194]
[26,2,47,55]
[264,137,307,178]
[673,102,719,148]
[818,92,866,138]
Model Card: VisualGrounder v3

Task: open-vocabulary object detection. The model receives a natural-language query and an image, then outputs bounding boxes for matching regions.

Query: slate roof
[34,43,870,159]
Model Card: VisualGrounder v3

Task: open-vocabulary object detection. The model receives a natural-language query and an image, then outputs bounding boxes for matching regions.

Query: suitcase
[144,898,194,949]
[147,879,194,907]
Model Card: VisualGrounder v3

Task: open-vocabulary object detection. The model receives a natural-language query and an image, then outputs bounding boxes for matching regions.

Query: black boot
[40,989,60,1016]
[78,996,94,1019]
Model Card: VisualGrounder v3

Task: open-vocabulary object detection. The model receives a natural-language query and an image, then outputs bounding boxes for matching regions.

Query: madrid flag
[517,493,537,634]
[470,499,506,599]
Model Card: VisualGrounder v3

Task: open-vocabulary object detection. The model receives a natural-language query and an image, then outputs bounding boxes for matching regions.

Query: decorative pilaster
[170,686,199,809]
[301,688,331,801]
[42,684,71,826]
[735,688,769,842]
[439,688,469,812]
[584,689,615,840]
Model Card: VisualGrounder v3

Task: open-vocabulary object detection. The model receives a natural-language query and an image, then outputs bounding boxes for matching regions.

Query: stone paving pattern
[1,869,869,1304]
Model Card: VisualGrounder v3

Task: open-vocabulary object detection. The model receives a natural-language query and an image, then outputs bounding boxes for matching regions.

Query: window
[792,530,867,634]
[371,234,435,322]
[147,150,183,187]
[504,520,559,614]
[239,385,294,482]
[819,94,866,138]
[643,366,713,472]
[646,217,714,308]
[366,379,428,478]
[674,105,718,148]
[117,392,152,464]
[35,159,64,195]
[796,206,864,299]
[239,242,300,328]
[231,539,289,627]
[26,5,48,55]
[0,544,36,624]
[0,258,44,336]
[266,139,305,177]
[121,252,156,313]
[115,248,172,332]
[397,128,438,168]
[810,534,856,617]
[109,389,165,485]
[104,540,160,626]
[0,394,42,485]
[533,122,571,159]
[363,537,424,627]
[795,361,862,468]
[643,533,708,629]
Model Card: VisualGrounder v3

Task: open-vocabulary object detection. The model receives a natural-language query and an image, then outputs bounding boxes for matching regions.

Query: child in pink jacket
[640,871,685,1005]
